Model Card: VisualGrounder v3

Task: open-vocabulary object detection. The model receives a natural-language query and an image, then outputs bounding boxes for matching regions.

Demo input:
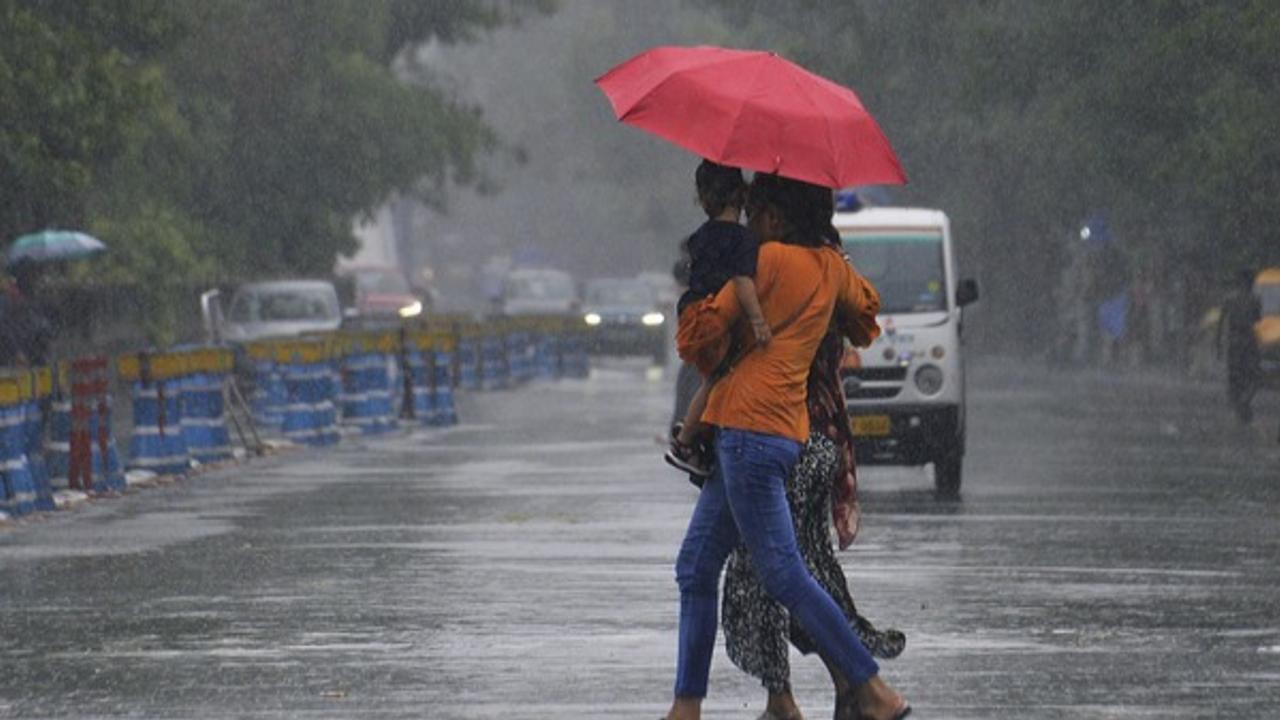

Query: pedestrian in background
[0,272,22,367]
[1218,269,1261,423]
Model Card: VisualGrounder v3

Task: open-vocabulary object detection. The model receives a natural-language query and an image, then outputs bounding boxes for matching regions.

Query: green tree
[707,0,1280,353]
[3,0,553,345]
[0,0,181,241]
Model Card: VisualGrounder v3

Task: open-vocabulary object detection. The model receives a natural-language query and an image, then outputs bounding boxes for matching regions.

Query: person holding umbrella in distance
[597,47,911,720]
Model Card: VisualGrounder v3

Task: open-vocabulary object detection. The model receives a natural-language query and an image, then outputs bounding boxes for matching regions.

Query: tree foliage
[709,0,1280,350]
[1,0,550,343]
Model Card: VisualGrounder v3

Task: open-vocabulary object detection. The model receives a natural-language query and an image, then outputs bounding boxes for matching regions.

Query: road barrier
[0,313,590,524]
[69,358,126,493]
[250,358,288,428]
[457,322,482,391]
[181,362,234,464]
[337,333,399,435]
[481,329,509,391]
[402,323,459,427]
[270,340,342,447]
[506,323,533,386]
[46,391,71,483]
[121,353,193,476]
[25,369,56,511]
[0,373,50,516]
[431,327,459,426]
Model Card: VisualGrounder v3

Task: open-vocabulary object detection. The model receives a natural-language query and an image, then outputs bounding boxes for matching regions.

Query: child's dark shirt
[678,220,758,315]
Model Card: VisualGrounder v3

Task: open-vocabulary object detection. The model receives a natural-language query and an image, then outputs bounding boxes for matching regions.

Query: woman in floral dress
[721,257,906,720]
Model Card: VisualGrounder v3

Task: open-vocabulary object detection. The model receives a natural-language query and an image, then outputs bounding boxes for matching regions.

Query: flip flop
[755,711,802,720]
[857,703,911,720]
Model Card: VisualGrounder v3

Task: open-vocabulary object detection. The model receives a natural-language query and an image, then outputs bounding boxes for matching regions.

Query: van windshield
[842,231,947,314]
[507,274,575,301]
[229,288,338,323]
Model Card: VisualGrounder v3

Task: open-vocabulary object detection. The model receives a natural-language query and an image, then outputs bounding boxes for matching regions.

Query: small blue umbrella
[6,230,107,267]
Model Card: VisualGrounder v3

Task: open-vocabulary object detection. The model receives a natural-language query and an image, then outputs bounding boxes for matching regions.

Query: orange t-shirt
[687,241,881,442]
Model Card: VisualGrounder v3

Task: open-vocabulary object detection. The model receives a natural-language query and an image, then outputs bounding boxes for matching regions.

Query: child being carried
[665,160,770,479]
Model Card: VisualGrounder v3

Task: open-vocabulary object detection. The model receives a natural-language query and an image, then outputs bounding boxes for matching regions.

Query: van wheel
[934,449,962,498]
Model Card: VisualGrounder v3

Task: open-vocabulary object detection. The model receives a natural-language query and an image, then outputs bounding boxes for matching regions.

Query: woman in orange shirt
[666,174,910,720]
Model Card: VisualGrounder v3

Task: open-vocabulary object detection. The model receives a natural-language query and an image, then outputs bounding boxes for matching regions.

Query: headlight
[584,312,602,326]
[642,312,665,326]
[398,300,423,318]
[914,364,944,395]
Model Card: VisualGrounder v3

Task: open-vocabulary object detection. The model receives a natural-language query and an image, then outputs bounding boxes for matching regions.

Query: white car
[206,280,343,343]
[501,268,578,316]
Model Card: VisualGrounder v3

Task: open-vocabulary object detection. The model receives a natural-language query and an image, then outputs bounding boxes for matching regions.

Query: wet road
[2,358,1278,719]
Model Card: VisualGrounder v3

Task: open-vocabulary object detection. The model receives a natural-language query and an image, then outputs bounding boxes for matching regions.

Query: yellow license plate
[851,415,892,437]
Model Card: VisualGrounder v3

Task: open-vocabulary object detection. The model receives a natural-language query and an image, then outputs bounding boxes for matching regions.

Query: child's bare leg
[677,380,710,445]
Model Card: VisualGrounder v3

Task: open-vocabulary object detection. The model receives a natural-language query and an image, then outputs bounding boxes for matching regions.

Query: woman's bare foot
[763,688,805,719]
[841,675,908,720]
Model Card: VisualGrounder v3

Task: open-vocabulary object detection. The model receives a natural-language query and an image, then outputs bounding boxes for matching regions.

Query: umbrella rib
[786,67,842,187]
[613,51,759,122]
[715,56,770,165]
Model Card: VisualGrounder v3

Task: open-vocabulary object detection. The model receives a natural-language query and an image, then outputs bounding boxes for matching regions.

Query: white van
[500,268,578,317]
[835,207,979,495]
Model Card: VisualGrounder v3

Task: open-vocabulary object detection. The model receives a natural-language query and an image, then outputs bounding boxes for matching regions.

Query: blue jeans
[673,428,880,698]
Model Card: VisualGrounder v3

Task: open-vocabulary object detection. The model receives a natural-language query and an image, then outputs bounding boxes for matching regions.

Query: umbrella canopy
[6,230,106,267]
[595,45,906,189]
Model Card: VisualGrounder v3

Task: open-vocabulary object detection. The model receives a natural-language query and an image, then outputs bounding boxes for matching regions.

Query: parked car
[340,265,424,320]
[580,277,667,363]
[636,270,681,308]
[203,280,343,344]
[501,268,578,316]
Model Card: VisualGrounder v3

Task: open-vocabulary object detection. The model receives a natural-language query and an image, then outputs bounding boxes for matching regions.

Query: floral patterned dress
[721,433,905,693]
[721,329,905,694]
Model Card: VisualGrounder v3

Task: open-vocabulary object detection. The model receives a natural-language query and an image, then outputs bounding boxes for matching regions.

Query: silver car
[205,280,343,343]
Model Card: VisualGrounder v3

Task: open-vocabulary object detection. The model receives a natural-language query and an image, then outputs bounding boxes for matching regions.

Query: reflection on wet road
[2,358,1278,718]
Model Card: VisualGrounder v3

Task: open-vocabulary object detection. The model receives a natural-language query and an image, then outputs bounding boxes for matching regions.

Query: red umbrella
[595,45,906,189]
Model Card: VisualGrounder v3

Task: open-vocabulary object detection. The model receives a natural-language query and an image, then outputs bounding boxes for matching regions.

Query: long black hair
[746,173,839,248]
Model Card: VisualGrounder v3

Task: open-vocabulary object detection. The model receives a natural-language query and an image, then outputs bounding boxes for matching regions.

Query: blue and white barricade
[182,372,233,463]
[22,374,55,511]
[251,360,287,428]
[405,347,436,424]
[280,360,340,447]
[562,332,590,378]
[90,393,127,492]
[47,396,71,483]
[432,346,457,426]
[481,332,508,391]
[339,351,397,434]
[0,402,37,517]
[534,332,561,380]
[457,336,481,391]
[505,330,529,385]
[128,380,190,476]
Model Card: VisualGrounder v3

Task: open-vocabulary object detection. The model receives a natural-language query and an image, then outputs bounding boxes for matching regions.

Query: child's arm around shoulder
[731,275,770,345]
